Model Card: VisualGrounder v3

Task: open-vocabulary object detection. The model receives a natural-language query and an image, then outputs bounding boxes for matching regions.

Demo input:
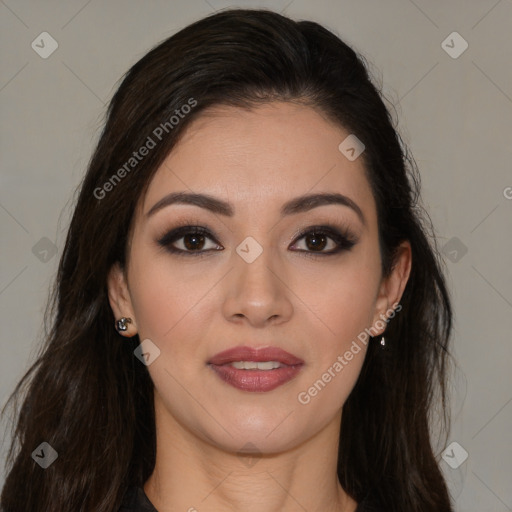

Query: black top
[119,486,384,511]
[119,487,156,512]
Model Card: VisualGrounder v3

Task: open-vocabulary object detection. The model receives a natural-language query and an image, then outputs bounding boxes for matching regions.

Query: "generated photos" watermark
[94,97,197,200]
[297,302,402,405]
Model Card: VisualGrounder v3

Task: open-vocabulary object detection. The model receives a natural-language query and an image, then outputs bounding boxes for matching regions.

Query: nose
[221,248,293,328]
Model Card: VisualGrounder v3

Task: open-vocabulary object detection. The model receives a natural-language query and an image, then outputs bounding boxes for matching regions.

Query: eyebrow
[146,191,366,226]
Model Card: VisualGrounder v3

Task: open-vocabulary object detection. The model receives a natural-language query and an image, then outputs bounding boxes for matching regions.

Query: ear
[370,241,412,335]
[107,262,138,337]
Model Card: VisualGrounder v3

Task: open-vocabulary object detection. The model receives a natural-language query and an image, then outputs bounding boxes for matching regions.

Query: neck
[143,394,358,512]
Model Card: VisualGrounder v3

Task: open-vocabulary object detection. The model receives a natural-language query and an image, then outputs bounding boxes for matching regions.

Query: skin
[108,101,412,512]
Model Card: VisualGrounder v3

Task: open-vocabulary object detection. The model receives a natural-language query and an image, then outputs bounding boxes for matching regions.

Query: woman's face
[108,101,410,454]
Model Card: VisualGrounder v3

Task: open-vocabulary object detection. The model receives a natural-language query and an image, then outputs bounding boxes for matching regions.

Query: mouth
[207,346,304,392]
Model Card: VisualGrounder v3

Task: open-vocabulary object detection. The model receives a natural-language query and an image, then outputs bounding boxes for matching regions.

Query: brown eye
[290,225,358,256]
[303,232,330,252]
[157,224,358,258]
[182,233,206,251]
[157,226,222,256]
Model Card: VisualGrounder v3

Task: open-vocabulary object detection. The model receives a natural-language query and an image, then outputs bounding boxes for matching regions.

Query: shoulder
[118,486,158,512]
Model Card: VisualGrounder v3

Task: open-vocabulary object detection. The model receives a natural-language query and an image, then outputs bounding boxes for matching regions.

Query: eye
[156,223,358,257]
[157,226,222,256]
[289,225,358,256]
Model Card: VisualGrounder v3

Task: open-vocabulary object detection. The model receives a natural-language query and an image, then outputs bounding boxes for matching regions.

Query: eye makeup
[155,216,359,258]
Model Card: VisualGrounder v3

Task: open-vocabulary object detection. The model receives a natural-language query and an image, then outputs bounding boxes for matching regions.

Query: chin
[195,410,312,455]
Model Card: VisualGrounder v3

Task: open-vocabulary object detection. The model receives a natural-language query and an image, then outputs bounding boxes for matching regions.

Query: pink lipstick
[208,346,304,392]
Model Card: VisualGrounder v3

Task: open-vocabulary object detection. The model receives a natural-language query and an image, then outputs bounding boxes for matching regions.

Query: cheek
[128,252,220,348]
[296,282,372,405]
[295,271,373,413]
[292,258,380,353]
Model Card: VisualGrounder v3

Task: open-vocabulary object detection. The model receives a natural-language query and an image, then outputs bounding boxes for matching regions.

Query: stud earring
[115,317,132,332]
[380,335,386,347]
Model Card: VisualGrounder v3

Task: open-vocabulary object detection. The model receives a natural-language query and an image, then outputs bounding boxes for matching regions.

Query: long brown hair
[1,8,454,511]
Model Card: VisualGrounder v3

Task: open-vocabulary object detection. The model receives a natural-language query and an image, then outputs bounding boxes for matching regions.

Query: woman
[1,8,454,511]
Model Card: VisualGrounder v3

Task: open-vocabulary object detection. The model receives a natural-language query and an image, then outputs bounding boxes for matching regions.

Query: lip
[208,346,304,392]
[208,346,304,366]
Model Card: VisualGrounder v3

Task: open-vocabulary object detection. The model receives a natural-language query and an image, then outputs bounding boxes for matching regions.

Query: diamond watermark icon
[441,32,468,59]
[236,236,263,263]
[338,134,365,161]
[134,338,161,366]
[32,237,58,263]
[31,32,59,59]
[236,442,262,468]
[442,441,468,469]
[32,442,58,469]
[441,237,468,263]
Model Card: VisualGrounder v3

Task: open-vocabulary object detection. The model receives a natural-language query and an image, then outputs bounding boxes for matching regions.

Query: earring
[380,335,386,347]
[116,317,132,332]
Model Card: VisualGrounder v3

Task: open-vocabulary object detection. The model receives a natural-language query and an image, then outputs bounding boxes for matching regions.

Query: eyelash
[156,220,358,259]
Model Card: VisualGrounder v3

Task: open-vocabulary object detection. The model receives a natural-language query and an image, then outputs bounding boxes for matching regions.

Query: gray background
[1,1,511,510]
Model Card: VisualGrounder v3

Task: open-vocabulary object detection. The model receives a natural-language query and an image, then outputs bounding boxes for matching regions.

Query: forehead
[141,102,376,222]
